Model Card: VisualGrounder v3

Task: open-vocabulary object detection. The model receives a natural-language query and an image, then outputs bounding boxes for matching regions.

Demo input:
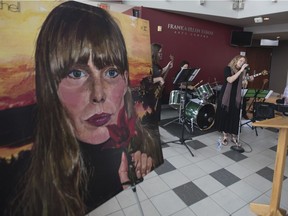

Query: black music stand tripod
[163,68,200,157]
[240,89,272,135]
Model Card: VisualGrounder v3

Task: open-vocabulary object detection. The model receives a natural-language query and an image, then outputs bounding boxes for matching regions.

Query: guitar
[179,80,203,91]
[245,69,268,80]
[243,69,269,88]
[153,54,174,99]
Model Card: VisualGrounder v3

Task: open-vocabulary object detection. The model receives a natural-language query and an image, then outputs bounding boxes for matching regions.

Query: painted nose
[91,80,106,104]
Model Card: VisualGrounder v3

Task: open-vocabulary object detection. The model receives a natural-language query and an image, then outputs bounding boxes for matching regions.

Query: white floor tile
[166,154,193,169]
[243,173,272,193]
[123,199,161,216]
[159,169,190,189]
[150,190,187,216]
[210,154,236,168]
[116,186,147,209]
[139,176,170,198]
[162,146,182,159]
[231,204,258,216]
[182,150,206,163]
[238,157,268,173]
[190,197,229,216]
[195,158,222,174]
[225,162,254,179]
[196,146,219,159]
[170,207,196,216]
[228,180,262,202]
[210,188,246,214]
[179,164,207,181]
[193,175,225,196]
[89,197,121,216]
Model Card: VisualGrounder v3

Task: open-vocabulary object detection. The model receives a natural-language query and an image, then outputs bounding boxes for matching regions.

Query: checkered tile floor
[88,107,288,216]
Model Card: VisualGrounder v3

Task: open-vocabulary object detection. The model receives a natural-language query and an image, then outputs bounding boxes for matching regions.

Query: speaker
[253,102,275,120]
[132,9,140,17]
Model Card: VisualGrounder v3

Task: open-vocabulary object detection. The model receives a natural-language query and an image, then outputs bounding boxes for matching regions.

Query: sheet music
[243,89,273,98]
[188,68,201,81]
[173,68,183,84]
[265,90,273,99]
[173,68,200,85]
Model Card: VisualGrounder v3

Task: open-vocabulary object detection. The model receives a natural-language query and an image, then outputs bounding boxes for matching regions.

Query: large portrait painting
[0,1,163,215]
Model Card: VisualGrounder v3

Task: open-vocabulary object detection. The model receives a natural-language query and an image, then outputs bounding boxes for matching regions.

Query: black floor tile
[161,143,170,148]
[269,145,288,155]
[186,139,207,150]
[266,127,279,133]
[210,168,241,187]
[223,150,248,162]
[154,159,176,175]
[256,167,287,182]
[270,145,277,152]
[173,181,208,206]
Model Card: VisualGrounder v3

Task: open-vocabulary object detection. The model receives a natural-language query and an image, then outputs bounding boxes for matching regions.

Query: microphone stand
[122,149,144,215]
[231,88,245,153]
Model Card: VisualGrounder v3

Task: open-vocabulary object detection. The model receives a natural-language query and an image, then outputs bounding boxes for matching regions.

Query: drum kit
[168,82,220,131]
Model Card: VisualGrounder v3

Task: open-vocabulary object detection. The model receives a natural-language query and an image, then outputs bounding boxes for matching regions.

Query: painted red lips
[86,113,111,127]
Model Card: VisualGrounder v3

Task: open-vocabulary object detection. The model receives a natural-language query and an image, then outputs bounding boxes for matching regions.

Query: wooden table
[250,116,288,216]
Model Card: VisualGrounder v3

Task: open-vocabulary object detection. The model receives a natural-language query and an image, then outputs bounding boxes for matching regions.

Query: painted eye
[105,68,119,78]
[68,69,87,79]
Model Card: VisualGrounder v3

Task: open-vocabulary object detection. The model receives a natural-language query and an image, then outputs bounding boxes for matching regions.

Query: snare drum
[196,83,214,101]
[169,90,184,109]
[185,101,215,130]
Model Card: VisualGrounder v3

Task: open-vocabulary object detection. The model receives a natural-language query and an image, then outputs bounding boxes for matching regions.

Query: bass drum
[185,101,215,130]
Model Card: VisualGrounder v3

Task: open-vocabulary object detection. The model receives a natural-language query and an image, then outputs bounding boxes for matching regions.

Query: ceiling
[92,1,288,41]
[115,0,288,42]
[167,10,288,41]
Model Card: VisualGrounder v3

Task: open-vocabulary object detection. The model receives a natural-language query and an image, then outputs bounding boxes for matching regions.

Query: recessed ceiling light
[254,17,263,23]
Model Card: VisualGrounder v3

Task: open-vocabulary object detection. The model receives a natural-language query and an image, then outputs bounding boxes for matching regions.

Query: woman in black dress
[215,55,249,145]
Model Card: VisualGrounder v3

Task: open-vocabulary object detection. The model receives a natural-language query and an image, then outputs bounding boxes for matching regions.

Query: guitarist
[150,43,174,122]
[241,67,255,119]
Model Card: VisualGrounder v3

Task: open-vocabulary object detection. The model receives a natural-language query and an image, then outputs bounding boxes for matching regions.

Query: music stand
[173,68,200,85]
[246,89,273,111]
[241,89,273,136]
[164,68,200,157]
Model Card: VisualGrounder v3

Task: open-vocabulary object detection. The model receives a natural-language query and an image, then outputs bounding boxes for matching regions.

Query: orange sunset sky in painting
[0,1,152,111]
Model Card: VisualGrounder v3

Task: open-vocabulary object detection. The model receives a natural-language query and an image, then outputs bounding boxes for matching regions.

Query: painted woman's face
[58,55,128,144]
[236,57,246,69]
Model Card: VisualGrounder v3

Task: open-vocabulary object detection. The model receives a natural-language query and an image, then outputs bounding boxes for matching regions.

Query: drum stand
[163,98,183,127]
[163,82,194,157]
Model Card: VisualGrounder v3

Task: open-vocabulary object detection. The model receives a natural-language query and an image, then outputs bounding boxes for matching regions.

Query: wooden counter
[250,116,288,216]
